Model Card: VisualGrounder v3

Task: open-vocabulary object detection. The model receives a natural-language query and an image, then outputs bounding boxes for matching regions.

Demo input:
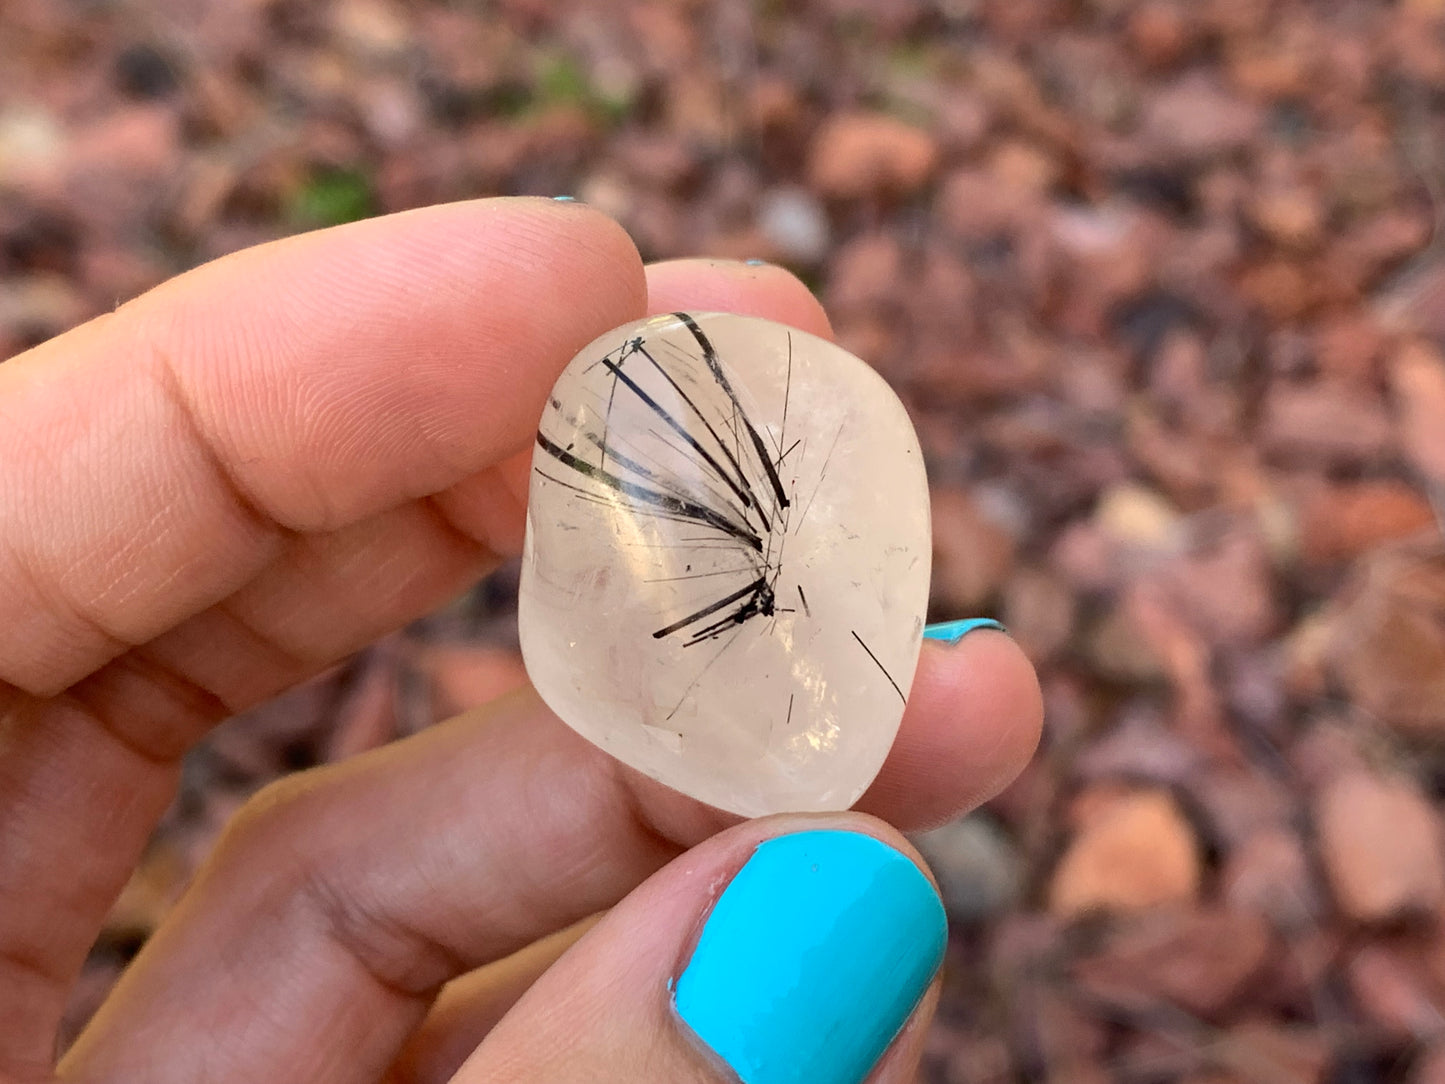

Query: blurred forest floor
[5,0,1445,1080]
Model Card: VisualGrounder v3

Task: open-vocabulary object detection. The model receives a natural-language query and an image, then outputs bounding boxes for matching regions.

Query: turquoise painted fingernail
[552,195,578,202]
[745,258,768,266]
[922,618,1006,644]
[674,830,946,1084]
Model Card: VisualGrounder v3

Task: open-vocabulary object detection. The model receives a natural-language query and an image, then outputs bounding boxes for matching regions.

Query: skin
[0,198,1043,1084]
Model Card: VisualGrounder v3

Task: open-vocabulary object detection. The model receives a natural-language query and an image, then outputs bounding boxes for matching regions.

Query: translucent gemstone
[518,312,932,817]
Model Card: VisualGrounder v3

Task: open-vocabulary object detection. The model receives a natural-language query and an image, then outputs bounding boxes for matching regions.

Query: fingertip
[861,631,1043,829]
[671,827,944,1084]
[459,815,942,1084]
[508,196,649,315]
[395,197,649,339]
[644,258,833,341]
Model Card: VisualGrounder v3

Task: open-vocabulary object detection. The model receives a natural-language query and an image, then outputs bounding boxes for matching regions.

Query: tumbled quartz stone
[518,311,931,817]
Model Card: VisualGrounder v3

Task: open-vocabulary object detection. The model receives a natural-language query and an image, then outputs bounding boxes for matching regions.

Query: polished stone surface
[519,311,931,816]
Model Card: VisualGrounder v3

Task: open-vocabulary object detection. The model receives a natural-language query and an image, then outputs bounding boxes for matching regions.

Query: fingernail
[744,258,768,266]
[922,618,1007,644]
[674,830,946,1084]
[552,195,579,202]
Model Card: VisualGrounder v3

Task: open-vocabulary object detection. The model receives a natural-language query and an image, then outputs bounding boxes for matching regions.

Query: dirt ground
[4,1,1445,1080]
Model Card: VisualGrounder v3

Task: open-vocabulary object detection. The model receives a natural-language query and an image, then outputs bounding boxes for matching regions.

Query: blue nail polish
[744,258,768,266]
[922,618,1007,644]
[674,831,945,1084]
[552,195,578,202]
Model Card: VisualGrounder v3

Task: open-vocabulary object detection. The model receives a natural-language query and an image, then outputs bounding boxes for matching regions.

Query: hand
[0,198,1042,1084]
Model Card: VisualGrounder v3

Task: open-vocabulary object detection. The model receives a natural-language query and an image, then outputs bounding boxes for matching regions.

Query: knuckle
[209,766,464,998]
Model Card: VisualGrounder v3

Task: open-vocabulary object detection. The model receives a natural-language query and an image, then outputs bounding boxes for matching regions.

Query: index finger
[0,198,649,1074]
[0,197,646,697]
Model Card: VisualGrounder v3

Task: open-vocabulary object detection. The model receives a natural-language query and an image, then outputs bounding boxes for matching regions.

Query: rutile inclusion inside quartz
[518,311,931,817]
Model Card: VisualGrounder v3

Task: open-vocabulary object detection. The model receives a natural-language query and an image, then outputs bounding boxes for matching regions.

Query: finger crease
[66,648,233,763]
[212,594,322,679]
[0,530,134,696]
[420,492,500,561]
[299,866,472,1002]
[609,754,691,863]
[0,939,68,1001]
[146,335,292,545]
[49,691,182,771]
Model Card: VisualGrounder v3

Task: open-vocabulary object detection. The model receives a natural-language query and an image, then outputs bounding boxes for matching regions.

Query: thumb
[456,816,946,1084]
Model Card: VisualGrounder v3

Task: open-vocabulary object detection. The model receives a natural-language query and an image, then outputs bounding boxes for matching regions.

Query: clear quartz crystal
[518,311,932,817]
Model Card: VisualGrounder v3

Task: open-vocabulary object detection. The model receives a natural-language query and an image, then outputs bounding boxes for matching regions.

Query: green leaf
[292,168,375,228]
